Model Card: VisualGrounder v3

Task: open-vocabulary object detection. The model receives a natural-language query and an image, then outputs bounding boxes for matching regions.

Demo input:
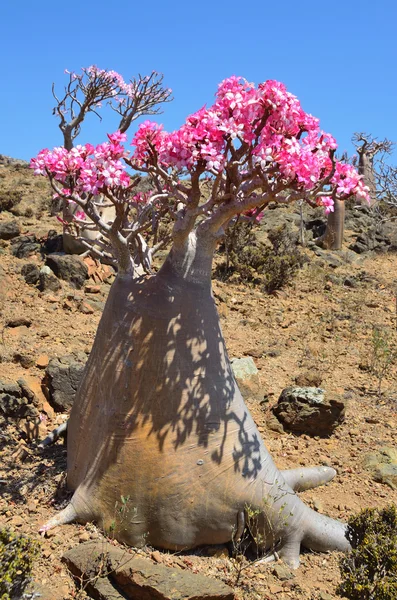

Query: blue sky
[1,0,396,162]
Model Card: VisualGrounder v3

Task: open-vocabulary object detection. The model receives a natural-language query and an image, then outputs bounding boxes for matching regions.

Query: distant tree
[318,133,392,250]
[52,66,172,253]
[53,66,172,151]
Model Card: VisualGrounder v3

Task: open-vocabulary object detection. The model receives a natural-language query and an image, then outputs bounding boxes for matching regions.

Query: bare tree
[51,66,172,253]
[53,67,172,150]
[318,133,393,250]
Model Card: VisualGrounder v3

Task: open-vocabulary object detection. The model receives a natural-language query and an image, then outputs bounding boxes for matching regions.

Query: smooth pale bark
[317,199,345,250]
[62,201,116,255]
[43,232,350,567]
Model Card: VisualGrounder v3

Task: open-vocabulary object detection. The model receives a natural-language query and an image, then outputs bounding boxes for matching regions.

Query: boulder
[231,357,263,400]
[63,542,235,600]
[43,354,86,411]
[46,254,88,289]
[11,235,41,258]
[272,387,347,437]
[0,220,20,240]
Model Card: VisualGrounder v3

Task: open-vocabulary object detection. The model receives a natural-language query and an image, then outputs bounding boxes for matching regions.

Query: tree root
[38,421,68,448]
[281,466,336,492]
[39,502,77,533]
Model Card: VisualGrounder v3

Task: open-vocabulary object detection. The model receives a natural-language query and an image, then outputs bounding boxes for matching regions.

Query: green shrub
[217,221,306,293]
[0,528,40,599]
[338,505,397,599]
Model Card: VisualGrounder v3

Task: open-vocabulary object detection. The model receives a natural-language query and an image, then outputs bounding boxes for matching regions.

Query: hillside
[0,158,396,600]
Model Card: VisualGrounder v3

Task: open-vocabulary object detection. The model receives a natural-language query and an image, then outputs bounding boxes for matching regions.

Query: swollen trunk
[63,240,349,566]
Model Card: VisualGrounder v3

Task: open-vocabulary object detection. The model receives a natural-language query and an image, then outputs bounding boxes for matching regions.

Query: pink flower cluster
[30,132,130,197]
[131,76,370,203]
[86,66,138,99]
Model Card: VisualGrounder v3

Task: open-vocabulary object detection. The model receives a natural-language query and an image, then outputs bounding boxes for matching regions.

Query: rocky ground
[0,159,397,599]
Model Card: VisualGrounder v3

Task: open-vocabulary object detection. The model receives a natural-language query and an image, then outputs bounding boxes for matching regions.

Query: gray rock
[46,254,88,289]
[43,354,86,411]
[38,265,62,292]
[272,563,295,581]
[0,379,39,419]
[231,357,263,400]
[311,247,345,269]
[363,446,397,490]
[272,387,347,437]
[21,262,40,285]
[11,235,41,258]
[0,220,20,240]
[63,541,235,600]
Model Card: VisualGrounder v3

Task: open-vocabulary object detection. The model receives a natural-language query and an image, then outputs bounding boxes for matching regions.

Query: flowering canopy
[31,76,370,272]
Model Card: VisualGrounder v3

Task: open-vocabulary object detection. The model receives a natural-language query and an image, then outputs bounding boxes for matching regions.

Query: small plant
[0,190,22,212]
[0,528,40,599]
[369,326,397,397]
[338,505,397,599]
[217,221,306,293]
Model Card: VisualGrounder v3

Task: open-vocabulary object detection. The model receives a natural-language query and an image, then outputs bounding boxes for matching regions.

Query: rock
[42,230,63,254]
[363,446,397,490]
[21,262,40,285]
[272,387,347,437]
[231,357,263,401]
[272,563,295,581]
[6,317,32,328]
[78,301,95,315]
[43,354,86,411]
[266,414,285,434]
[84,298,106,313]
[313,499,324,513]
[46,254,88,289]
[294,371,323,387]
[36,354,49,369]
[11,234,41,258]
[311,247,345,269]
[13,352,35,369]
[63,541,235,600]
[0,379,40,420]
[0,220,20,240]
[38,265,62,293]
[85,284,101,294]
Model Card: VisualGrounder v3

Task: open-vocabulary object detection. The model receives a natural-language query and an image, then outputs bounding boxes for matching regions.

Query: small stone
[78,301,94,315]
[313,499,324,513]
[231,356,263,401]
[78,531,91,543]
[272,563,295,581]
[21,263,40,285]
[10,515,24,527]
[6,317,32,328]
[39,266,61,293]
[13,353,35,369]
[151,550,163,563]
[44,527,59,538]
[36,355,49,369]
[62,299,74,311]
[269,583,284,594]
[85,285,101,294]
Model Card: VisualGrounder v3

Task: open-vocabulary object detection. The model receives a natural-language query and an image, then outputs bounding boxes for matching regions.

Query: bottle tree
[31,75,369,568]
